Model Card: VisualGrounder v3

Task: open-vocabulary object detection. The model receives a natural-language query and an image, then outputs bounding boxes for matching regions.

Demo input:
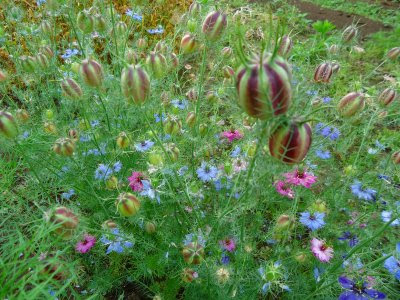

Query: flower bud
[221,46,232,58]
[344,165,356,176]
[53,138,75,156]
[314,62,332,83]
[19,56,37,73]
[145,222,156,234]
[106,176,119,189]
[310,199,328,213]
[180,34,198,54]
[40,20,52,35]
[154,41,168,53]
[102,219,117,229]
[0,111,18,138]
[116,131,130,149]
[61,78,83,100]
[77,11,94,33]
[294,252,307,263]
[16,109,29,123]
[124,48,138,65]
[116,192,141,217]
[146,51,167,78]
[0,69,7,82]
[165,143,180,161]
[186,112,196,127]
[378,88,397,106]
[182,241,204,264]
[45,109,54,120]
[49,206,79,238]
[392,151,400,164]
[79,58,104,87]
[44,121,57,134]
[275,214,294,231]
[387,47,400,60]
[342,25,358,43]
[269,121,312,164]
[223,66,234,79]
[277,35,293,57]
[121,65,150,104]
[337,92,365,117]
[202,11,227,41]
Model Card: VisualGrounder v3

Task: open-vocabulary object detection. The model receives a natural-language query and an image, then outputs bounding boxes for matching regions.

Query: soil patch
[356,0,400,9]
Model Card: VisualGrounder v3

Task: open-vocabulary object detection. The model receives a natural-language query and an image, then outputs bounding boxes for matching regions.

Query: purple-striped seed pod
[53,137,75,156]
[221,46,233,58]
[387,47,400,60]
[392,151,400,164]
[378,111,388,119]
[206,90,218,103]
[102,219,117,230]
[0,69,7,82]
[154,41,168,53]
[182,268,197,283]
[116,131,130,149]
[94,15,106,32]
[331,62,340,74]
[188,1,201,15]
[337,92,365,117]
[169,52,179,69]
[124,48,138,65]
[16,109,29,123]
[120,65,150,104]
[327,44,340,54]
[269,121,312,164]
[39,45,54,58]
[145,51,167,78]
[40,20,52,35]
[236,55,292,119]
[186,112,196,127]
[202,11,227,41]
[164,115,182,135]
[0,111,18,138]
[223,66,235,79]
[61,78,83,100]
[50,206,79,238]
[68,129,79,141]
[314,62,333,83]
[186,88,198,102]
[114,21,128,36]
[342,25,358,43]
[79,58,103,87]
[19,55,37,73]
[35,53,50,69]
[116,193,141,216]
[182,242,204,265]
[378,88,397,106]
[277,35,293,57]
[180,34,198,54]
[77,11,94,33]
[44,121,57,134]
[137,38,148,50]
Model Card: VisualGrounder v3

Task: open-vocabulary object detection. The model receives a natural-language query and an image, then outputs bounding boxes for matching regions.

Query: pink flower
[76,234,96,253]
[284,169,317,188]
[220,238,236,252]
[221,130,243,143]
[128,171,144,191]
[310,238,333,263]
[233,158,248,173]
[274,181,295,199]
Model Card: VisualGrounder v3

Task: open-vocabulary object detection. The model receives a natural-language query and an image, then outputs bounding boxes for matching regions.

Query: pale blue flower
[61,189,75,200]
[171,99,188,110]
[95,164,113,180]
[351,181,376,201]
[315,149,331,159]
[135,140,154,152]
[299,211,325,231]
[126,9,143,21]
[197,162,218,182]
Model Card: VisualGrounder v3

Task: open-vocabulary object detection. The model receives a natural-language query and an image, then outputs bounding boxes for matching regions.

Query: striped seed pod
[137,38,147,50]
[269,121,312,164]
[186,112,196,127]
[182,268,197,283]
[0,111,18,138]
[154,41,168,53]
[164,115,182,135]
[77,11,94,33]
[182,242,204,265]
[342,25,358,43]
[277,35,293,57]
[68,129,79,141]
[39,45,54,58]
[223,66,235,78]
[94,15,106,32]
[114,21,127,36]
[120,64,150,104]
[116,193,141,217]
[40,20,52,35]
[102,219,117,229]
[0,69,7,82]
[124,48,138,65]
[387,47,400,60]
[236,55,292,119]
[327,44,340,54]
[53,137,75,156]
[202,11,227,41]
[221,46,233,58]
[314,62,333,83]
[392,151,400,164]
[19,55,37,73]
[337,92,365,117]
[378,88,397,106]
[186,88,198,101]
[16,109,29,123]
[165,143,180,161]
[146,51,167,78]
[331,62,340,74]
[35,53,50,69]
[61,78,83,100]
[180,34,198,54]
[79,58,103,87]
[50,206,79,238]
[169,52,179,69]
[188,1,201,15]
[116,131,130,149]
[44,121,57,134]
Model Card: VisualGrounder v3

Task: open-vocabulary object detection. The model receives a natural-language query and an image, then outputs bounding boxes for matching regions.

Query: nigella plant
[383,242,400,281]
[126,9,143,21]
[100,228,134,254]
[135,140,154,152]
[315,123,340,141]
[338,276,386,299]
[197,162,218,182]
[258,262,290,295]
[338,231,359,247]
[351,181,376,201]
[299,211,325,231]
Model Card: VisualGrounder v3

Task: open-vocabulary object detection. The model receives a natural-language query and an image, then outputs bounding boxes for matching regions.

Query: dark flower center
[309,215,316,221]
[141,141,146,146]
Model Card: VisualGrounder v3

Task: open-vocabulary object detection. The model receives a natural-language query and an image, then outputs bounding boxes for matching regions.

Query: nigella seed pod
[154,41,168,53]
[206,91,218,103]
[166,143,180,161]
[314,62,332,83]
[116,131,130,149]
[77,11,94,33]
[337,92,365,117]
[169,52,179,69]
[327,44,339,54]
[40,20,52,35]
[277,35,293,57]
[236,54,292,119]
[146,52,167,78]
[378,88,397,106]
[221,46,233,58]
[61,78,83,100]
[0,69,7,82]
[116,192,141,217]
[113,21,128,36]
[94,15,106,32]
[182,242,204,264]
[186,112,196,127]
[68,129,79,141]
[180,34,198,54]
[182,268,197,283]
[392,151,400,164]
[35,53,50,69]
[79,58,103,87]
[331,62,340,74]
[137,38,147,50]
[39,46,54,58]
[106,176,119,190]
[269,121,312,164]
[0,111,18,138]
[145,222,156,234]
[202,11,227,41]
[342,25,358,43]
[19,56,37,73]
[186,88,198,102]
[164,115,182,135]
[102,219,117,229]
[121,65,150,104]
[188,1,201,15]
[387,47,400,60]
[124,48,138,65]
[50,206,79,238]
[53,137,75,156]
[223,66,235,79]
[16,109,29,123]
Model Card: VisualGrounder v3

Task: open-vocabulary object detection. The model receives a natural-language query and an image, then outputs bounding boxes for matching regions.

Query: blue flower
[183,232,206,247]
[126,9,143,21]
[79,134,91,142]
[306,90,318,96]
[61,48,80,60]
[338,231,359,247]
[61,189,75,200]
[315,123,340,140]
[197,162,218,182]
[322,96,332,103]
[171,99,188,110]
[351,181,376,201]
[299,211,325,231]
[90,120,100,127]
[154,113,166,123]
[147,25,164,35]
[231,145,241,158]
[95,164,113,180]
[338,276,386,300]
[384,243,400,280]
[178,165,188,176]
[36,0,46,6]
[135,140,154,152]
[381,211,400,226]
[140,180,160,203]
[221,254,230,265]
[101,228,134,254]
[113,161,122,173]
[315,149,331,159]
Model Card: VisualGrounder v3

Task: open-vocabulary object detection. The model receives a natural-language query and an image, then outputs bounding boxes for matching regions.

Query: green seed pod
[35,52,50,69]
[113,21,128,36]
[121,64,150,104]
[16,109,29,123]
[180,33,198,54]
[221,46,232,58]
[39,45,54,58]
[124,48,138,65]
[146,51,167,78]
[342,25,358,43]
[337,92,365,117]
[165,143,180,161]
[164,115,182,135]
[94,15,107,32]
[53,137,75,156]
[79,58,104,87]
[61,78,83,100]
[19,55,37,73]
[77,11,94,33]
[202,11,227,41]
[50,206,79,238]
[116,131,130,149]
[145,222,156,234]
[116,192,141,217]
[186,112,196,127]
[182,241,204,264]
[137,38,147,50]
[102,219,118,229]
[0,111,18,138]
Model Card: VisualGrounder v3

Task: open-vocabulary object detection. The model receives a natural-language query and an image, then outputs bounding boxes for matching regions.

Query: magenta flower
[128,171,144,192]
[310,238,333,263]
[274,181,295,199]
[221,130,243,143]
[76,234,96,253]
[284,169,317,188]
[220,238,236,252]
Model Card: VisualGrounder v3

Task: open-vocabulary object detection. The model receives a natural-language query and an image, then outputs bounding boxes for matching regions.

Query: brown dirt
[356,0,400,9]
